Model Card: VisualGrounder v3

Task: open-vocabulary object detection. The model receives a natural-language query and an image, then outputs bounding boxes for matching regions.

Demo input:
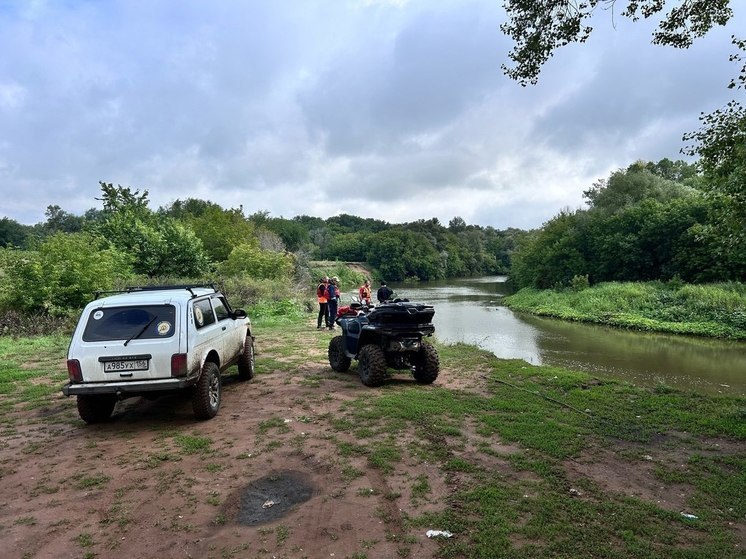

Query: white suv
[63,284,255,423]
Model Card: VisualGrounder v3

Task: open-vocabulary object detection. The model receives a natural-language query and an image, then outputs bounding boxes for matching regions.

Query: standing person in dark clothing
[316,277,330,329]
[327,277,340,329]
[377,281,393,304]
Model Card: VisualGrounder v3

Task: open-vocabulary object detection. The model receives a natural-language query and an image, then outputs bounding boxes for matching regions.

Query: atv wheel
[412,342,439,384]
[357,344,387,387]
[77,394,116,424]
[328,335,351,372]
[192,361,221,420]
[237,335,255,380]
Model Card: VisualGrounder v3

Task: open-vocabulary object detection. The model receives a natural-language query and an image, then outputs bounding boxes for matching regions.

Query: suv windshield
[82,305,177,342]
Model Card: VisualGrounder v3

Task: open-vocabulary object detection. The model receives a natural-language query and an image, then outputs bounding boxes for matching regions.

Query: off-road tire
[357,344,387,387]
[412,342,439,384]
[77,394,117,424]
[237,335,255,380]
[328,335,352,372]
[192,361,221,420]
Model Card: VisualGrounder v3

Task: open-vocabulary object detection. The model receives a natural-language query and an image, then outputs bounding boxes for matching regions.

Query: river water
[383,276,746,397]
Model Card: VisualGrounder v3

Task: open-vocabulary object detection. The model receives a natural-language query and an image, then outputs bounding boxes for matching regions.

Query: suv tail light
[67,359,83,383]
[171,353,188,377]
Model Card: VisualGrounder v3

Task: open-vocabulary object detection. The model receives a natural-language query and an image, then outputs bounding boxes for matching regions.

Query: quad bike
[327,299,440,387]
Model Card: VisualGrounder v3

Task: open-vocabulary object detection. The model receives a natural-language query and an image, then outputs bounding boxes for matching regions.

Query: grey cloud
[298,1,506,156]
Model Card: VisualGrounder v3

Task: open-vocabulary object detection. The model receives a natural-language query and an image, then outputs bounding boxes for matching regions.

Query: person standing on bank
[316,277,330,329]
[377,280,393,304]
[327,277,340,329]
[359,279,372,306]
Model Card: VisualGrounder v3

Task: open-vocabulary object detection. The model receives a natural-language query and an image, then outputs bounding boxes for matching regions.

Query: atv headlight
[389,339,420,352]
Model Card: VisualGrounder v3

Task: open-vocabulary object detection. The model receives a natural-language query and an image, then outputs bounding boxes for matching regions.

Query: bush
[0,233,132,315]
[218,243,295,280]
[570,274,590,291]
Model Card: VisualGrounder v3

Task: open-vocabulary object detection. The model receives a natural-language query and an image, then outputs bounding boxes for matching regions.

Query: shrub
[0,233,132,315]
[570,274,590,291]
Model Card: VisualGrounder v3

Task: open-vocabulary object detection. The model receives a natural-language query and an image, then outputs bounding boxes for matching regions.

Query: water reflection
[387,277,746,397]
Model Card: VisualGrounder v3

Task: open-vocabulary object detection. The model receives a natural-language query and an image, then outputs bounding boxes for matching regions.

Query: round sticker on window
[157,321,171,336]
[194,306,204,326]
[93,310,104,320]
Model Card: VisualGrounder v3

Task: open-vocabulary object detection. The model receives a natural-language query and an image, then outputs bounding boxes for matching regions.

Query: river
[382,276,746,397]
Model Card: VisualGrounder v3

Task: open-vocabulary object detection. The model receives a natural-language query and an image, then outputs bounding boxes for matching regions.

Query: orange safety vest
[317,283,328,303]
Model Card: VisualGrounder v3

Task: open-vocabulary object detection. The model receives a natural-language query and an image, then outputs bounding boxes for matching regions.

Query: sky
[0,0,742,230]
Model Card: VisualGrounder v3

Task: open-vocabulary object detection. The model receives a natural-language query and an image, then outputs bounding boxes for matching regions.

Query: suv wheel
[237,335,255,380]
[192,361,221,420]
[77,395,117,424]
[357,344,387,387]
[328,335,352,372]
[412,342,439,384]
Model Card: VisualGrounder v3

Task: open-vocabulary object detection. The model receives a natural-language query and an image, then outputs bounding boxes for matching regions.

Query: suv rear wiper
[124,315,158,346]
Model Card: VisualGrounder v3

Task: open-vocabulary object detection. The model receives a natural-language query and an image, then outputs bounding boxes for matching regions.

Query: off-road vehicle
[327,300,439,386]
[63,284,255,423]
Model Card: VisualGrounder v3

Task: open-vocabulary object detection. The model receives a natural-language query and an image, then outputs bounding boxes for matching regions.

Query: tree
[683,101,746,247]
[160,198,225,219]
[94,183,209,277]
[448,216,467,233]
[0,217,33,248]
[501,0,734,85]
[583,163,693,213]
[182,205,255,263]
[43,205,84,234]
[366,230,445,281]
[96,182,150,216]
[510,210,590,288]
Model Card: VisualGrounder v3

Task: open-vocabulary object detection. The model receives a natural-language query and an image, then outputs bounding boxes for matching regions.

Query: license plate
[104,359,149,372]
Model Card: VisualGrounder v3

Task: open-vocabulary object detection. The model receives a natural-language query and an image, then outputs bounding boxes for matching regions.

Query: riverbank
[504,281,746,340]
[0,318,744,558]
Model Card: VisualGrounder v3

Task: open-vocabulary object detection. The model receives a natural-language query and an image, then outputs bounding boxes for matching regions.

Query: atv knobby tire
[357,344,387,387]
[192,361,221,420]
[237,334,255,380]
[77,394,117,424]
[328,335,352,372]
[412,341,439,384]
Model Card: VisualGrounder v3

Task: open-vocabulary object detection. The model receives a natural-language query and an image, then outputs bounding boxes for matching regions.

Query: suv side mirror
[233,309,247,319]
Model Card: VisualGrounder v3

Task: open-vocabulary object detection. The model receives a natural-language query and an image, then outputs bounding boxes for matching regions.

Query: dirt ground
[0,322,743,559]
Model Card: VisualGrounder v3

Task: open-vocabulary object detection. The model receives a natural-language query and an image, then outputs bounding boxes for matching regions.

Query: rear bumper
[62,377,197,397]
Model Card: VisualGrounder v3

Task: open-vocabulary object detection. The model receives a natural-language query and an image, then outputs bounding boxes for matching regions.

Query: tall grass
[504,281,746,339]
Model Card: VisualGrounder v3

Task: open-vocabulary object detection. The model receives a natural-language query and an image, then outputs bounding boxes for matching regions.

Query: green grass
[504,281,746,339]
[173,434,213,454]
[0,335,69,408]
[329,335,745,558]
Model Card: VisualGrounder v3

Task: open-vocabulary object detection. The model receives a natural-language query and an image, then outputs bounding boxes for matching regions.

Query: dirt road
[1,324,454,559]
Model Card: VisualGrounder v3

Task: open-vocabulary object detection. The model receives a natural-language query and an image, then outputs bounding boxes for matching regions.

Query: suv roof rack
[94,283,217,299]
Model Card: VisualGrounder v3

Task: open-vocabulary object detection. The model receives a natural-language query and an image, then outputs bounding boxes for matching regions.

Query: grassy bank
[1,313,744,558]
[504,281,746,339]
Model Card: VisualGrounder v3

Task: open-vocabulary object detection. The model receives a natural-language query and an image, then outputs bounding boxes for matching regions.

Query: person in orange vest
[358,279,372,306]
[316,277,330,329]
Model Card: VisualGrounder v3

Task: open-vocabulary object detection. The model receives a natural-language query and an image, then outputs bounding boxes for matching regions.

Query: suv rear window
[82,305,177,342]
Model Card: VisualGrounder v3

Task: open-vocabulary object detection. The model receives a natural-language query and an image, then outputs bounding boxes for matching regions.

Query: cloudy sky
[0,1,742,230]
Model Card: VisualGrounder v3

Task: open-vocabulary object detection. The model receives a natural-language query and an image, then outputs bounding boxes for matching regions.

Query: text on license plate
[104,359,149,372]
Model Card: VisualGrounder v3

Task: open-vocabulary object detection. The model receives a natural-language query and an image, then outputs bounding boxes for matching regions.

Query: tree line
[0,182,525,316]
[511,159,746,289]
